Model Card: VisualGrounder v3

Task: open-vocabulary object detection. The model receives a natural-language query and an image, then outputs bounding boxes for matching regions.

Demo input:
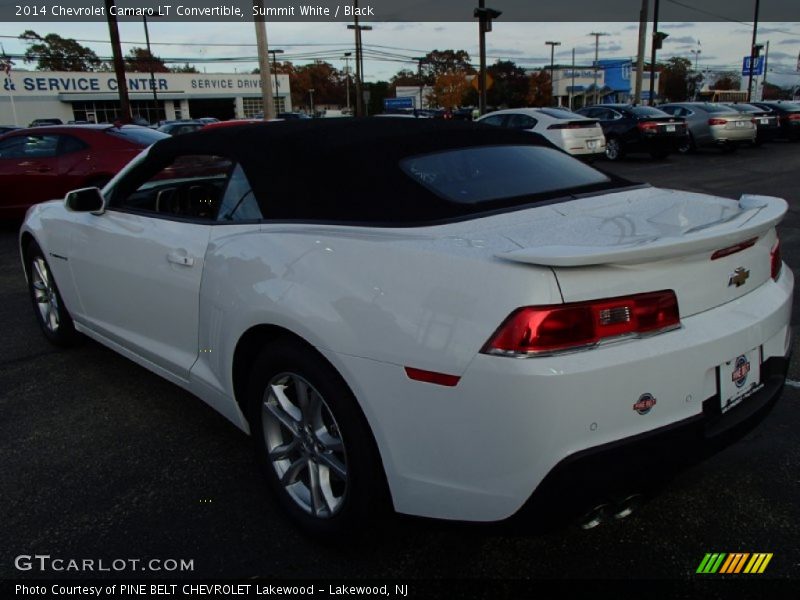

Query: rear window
[630,106,669,117]
[702,104,736,113]
[400,145,611,204]
[537,108,580,120]
[106,127,169,146]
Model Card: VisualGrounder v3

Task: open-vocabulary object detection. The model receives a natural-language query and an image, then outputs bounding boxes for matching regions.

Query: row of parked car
[476,100,800,161]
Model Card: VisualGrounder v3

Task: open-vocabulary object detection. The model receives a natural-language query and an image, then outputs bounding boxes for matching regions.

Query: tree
[430,72,469,109]
[711,72,741,90]
[526,71,552,106]
[20,30,101,71]
[658,57,701,102]
[124,47,169,73]
[487,60,529,108]
[365,81,390,115]
[171,63,199,74]
[289,61,345,108]
[390,68,419,90]
[421,49,473,83]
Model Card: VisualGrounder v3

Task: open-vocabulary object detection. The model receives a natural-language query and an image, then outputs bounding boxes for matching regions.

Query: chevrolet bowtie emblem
[729,267,750,288]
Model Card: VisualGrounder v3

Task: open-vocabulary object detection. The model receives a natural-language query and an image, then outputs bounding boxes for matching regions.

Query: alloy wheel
[31,257,60,333]
[605,139,621,160]
[262,372,348,518]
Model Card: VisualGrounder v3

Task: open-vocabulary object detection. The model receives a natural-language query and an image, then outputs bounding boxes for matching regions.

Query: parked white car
[19,120,792,536]
[477,107,606,157]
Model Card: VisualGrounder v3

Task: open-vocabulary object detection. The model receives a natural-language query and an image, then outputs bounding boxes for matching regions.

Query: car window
[659,106,677,115]
[506,114,538,130]
[114,154,234,220]
[59,135,87,155]
[217,163,262,221]
[607,110,623,120]
[106,127,169,146]
[0,134,59,159]
[537,108,578,120]
[400,145,610,204]
[480,114,506,127]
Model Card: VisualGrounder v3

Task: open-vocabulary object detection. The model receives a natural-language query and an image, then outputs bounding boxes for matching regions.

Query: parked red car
[0,124,168,219]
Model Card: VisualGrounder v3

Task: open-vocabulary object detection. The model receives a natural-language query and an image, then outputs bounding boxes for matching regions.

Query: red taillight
[785,114,800,122]
[708,118,728,126]
[482,290,680,357]
[637,121,660,132]
[771,239,782,281]
[710,237,758,260]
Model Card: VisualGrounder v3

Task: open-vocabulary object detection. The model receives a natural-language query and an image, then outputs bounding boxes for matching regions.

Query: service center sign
[1,71,288,96]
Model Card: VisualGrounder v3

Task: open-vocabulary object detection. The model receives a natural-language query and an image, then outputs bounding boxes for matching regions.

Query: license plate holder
[735,121,747,128]
[665,124,676,132]
[718,348,762,414]
[587,140,598,150]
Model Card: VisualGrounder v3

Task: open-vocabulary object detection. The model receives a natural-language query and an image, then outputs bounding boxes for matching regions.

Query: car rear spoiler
[496,194,787,267]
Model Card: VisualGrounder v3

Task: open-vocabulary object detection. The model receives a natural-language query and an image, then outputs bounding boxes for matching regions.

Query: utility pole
[309,88,315,115]
[347,2,372,117]
[413,56,426,110]
[474,1,501,115]
[747,0,761,102]
[761,40,770,99]
[269,49,284,113]
[589,32,609,105]
[545,41,561,105]
[253,0,275,120]
[690,48,701,100]
[142,14,159,116]
[105,0,131,123]
[648,0,660,105]
[343,52,352,112]
[634,0,648,105]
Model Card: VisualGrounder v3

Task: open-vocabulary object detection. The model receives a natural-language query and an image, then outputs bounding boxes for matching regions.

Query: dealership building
[0,70,291,126]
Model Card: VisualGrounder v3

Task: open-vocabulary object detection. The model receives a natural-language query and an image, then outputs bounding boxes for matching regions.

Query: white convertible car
[19,119,793,535]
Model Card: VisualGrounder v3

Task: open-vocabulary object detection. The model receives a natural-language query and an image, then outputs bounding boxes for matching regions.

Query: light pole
[589,32,609,106]
[268,48,284,113]
[252,0,275,120]
[545,41,561,105]
[104,0,131,123]
[474,2,501,115]
[309,88,315,116]
[747,0,761,102]
[343,52,352,112]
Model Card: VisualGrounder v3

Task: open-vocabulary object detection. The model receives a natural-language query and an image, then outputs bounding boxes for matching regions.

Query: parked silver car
[658,102,756,152]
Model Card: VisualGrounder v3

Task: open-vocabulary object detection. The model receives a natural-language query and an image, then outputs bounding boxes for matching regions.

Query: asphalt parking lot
[1,141,799,588]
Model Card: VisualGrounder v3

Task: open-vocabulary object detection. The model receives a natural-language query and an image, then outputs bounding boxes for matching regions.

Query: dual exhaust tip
[579,493,645,530]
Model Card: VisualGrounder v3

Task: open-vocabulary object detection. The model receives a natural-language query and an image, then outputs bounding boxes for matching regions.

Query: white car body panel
[20,176,793,522]
[477,108,607,156]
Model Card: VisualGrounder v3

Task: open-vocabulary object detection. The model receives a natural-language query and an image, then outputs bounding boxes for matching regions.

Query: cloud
[661,22,696,29]
[666,36,697,44]
[488,47,525,56]
[765,51,796,61]
[777,38,800,45]
[433,26,446,32]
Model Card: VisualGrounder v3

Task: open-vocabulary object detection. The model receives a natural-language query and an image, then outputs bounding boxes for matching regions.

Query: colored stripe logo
[696,553,773,574]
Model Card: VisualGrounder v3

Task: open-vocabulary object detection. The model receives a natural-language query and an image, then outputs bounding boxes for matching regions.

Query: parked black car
[721,103,780,145]
[156,120,205,136]
[28,118,63,127]
[750,101,800,141]
[575,104,688,161]
[0,126,19,136]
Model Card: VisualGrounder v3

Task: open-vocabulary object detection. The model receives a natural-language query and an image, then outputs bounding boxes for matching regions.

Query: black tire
[677,133,695,154]
[605,137,624,161]
[246,338,388,537]
[650,150,670,160]
[26,241,80,346]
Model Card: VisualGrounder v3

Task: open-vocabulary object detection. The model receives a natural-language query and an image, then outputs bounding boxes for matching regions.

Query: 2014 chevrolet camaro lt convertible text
[19,119,793,535]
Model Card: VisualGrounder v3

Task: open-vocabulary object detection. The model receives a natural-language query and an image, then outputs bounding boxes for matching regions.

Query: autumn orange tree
[527,70,552,106]
[430,72,469,109]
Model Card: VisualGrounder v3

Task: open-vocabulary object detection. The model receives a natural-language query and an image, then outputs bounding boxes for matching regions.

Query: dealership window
[71,100,165,125]
[242,96,287,117]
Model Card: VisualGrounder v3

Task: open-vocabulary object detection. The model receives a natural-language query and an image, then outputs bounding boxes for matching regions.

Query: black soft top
[143,118,627,225]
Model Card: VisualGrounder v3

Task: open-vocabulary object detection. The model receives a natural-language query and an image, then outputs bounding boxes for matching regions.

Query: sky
[1,20,799,88]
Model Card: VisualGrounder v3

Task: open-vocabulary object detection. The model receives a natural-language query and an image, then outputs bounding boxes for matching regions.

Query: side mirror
[65,187,105,215]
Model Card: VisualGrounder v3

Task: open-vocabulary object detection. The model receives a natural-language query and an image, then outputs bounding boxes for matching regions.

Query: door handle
[167,251,195,267]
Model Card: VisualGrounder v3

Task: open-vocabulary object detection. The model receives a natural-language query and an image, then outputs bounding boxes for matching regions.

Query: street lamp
[690,48,701,100]
[309,88,315,116]
[348,18,372,117]
[268,49,284,113]
[474,1,502,115]
[142,13,160,118]
[545,41,561,105]
[589,32,609,105]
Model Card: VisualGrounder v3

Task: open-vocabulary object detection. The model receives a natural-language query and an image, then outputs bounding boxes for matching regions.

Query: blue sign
[742,56,764,76]
[384,96,414,109]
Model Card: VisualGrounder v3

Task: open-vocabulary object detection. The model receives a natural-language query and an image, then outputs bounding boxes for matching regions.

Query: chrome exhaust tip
[612,493,645,520]
[579,503,611,530]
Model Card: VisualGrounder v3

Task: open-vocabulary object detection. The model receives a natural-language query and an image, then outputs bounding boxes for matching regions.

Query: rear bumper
[710,127,756,143]
[513,353,790,525]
